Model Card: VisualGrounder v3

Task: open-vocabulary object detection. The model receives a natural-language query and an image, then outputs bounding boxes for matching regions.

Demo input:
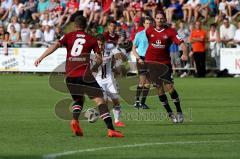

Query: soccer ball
[84,108,100,123]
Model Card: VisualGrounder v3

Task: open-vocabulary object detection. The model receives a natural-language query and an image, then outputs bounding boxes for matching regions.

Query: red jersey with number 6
[145,26,183,64]
[59,30,100,77]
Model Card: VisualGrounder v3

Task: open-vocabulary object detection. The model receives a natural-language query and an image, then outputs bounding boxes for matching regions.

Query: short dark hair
[210,23,217,28]
[143,16,152,23]
[109,20,117,25]
[223,18,229,22]
[74,16,87,29]
[155,11,166,19]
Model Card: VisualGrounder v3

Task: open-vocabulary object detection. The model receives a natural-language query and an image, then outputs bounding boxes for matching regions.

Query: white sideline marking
[43,140,240,159]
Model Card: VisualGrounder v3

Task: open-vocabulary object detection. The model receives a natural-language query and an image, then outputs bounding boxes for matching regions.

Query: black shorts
[147,62,173,85]
[137,56,149,76]
[66,75,103,101]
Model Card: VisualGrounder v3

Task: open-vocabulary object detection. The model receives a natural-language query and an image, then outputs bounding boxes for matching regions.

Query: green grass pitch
[0,74,240,159]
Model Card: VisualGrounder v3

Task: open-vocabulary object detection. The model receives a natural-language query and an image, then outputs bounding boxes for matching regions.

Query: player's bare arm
[132,45,144,64]
[34,42,61,67]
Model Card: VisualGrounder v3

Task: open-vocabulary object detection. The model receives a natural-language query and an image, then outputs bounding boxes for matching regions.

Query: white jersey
[91,43,124,99]
[95,43,123,81]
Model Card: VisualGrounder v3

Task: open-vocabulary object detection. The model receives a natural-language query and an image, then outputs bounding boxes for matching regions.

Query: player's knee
[144,83,150,88]
[166,84,175,93]
[94,97,105,106]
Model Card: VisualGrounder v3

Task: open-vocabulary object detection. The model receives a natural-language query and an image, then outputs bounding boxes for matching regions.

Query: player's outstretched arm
[132,45,144,64]
[34,42,61,67]
[179,43,188,61]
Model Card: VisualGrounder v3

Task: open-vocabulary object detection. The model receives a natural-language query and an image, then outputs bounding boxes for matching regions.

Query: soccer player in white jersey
[93,34,126,127]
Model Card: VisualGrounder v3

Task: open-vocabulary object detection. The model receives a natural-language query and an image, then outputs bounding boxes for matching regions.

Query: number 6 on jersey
[71,38,86,56]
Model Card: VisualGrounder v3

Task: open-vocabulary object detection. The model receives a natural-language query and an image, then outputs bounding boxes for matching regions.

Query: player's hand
[34,58,42,67]
[138,58,144,65]
[181,54,188,61]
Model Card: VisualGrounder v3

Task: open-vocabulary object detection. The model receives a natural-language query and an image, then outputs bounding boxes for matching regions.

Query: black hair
[74,15,87,29]
[210,23,217,28]
[109,20,117,25]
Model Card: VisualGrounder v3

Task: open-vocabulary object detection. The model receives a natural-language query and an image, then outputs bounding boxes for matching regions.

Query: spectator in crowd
[165,0,183,24]
[227,0,239,18]
[219,18,236,47]
[20,20,31,47]
[143,0,157,18]
[0,24,4,42]
[79,0,90,12]
[190,20,207,77]
[182,0,200,23]
[208,23,221,69]
[116,15,129,35]
[58,0,79,27]
[123,0,142,25]
[51,1,64,25]
[54,26,63,40]
[43,24,55,44]
[21,0,37,22]
[48,0,58,12]
[9,0,24,18]
[129,16,144,41]
[0,6,9,24]
[233,21,240,48]
[60,0,67,9]
[116,22,127,40]
[209,0,217,16]
[83,0,101,26]
[178,20,191,77]
[216,0,228,22]
[41,12,54,30]
[0,24,7,54]
[0,0,13,23]
[230,0,240,20]
[228,21,240,48]
[30,24,43,47]
[8,24,20,47]
[3,32,10,55]
[195,0,210,23]
[7,16,20,33]
[169,22,180,75]
[32,0,50,22]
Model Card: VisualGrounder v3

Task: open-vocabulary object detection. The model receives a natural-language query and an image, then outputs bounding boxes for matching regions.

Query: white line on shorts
[43,140,240,159]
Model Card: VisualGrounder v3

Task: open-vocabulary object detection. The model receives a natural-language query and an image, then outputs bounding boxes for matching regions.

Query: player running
[34,16,124,137]
[132,17,152,109]
[145,12,188,123]
[92,34,126,127]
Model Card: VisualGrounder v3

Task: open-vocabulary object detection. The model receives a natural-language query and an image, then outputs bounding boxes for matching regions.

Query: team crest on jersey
[163,35,168,39]
[152,40,165,48]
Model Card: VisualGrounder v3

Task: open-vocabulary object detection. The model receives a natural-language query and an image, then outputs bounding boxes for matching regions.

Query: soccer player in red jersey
[145,12,188,123]
[103,20,119,45]
[34,16,124,138]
